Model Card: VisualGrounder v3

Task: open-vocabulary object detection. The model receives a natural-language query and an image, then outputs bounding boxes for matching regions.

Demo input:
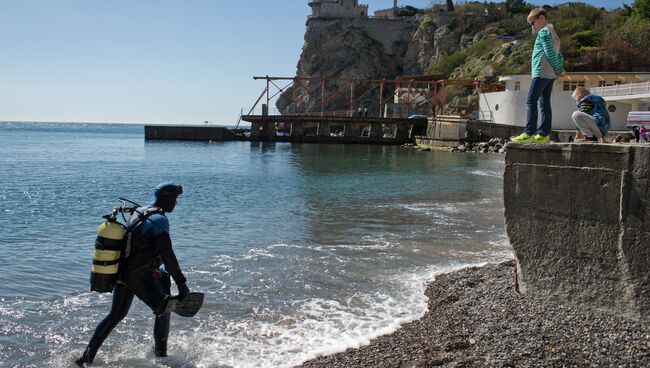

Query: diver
[76,183,189,366]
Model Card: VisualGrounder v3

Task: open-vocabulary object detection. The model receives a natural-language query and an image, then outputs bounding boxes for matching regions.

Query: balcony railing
[591,81,650,97]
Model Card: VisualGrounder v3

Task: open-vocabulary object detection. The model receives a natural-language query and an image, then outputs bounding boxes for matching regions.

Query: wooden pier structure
[237,75,502,145]
[144,75,503,144]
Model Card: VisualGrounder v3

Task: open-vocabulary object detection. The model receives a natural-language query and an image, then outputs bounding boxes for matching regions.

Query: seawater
[0,122,512,368]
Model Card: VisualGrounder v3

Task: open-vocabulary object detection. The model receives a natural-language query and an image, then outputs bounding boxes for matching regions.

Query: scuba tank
[89,200,137,293]
[90,219,126,292]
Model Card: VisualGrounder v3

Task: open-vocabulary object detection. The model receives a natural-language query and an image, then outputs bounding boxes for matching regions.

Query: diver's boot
[75,346,96,367]
[154,344,168,358]
[154,310,170,358]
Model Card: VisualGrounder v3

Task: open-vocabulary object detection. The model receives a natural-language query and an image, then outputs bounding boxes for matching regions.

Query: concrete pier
[504,143,650,320]
[144,116,426,145]
[243,115,426,145]
[144,125,244,141]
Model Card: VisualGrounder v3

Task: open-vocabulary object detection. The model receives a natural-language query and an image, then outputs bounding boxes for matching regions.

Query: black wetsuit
[77,206,186,365]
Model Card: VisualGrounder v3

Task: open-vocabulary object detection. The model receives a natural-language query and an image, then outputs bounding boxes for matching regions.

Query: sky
[0,0,635,125]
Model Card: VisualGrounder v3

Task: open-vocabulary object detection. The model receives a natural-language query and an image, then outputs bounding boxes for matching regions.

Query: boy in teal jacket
[512,7,566,143]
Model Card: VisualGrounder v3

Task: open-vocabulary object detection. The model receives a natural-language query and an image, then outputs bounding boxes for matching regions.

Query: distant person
[478,129,487,141]
[571,87,610,143]
[363,107,368,117]
[511,7,565,144]
[641,126,648,143]
[357,107,363,117]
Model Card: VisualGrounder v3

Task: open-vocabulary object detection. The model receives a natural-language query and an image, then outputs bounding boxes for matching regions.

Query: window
[514,82,521,91]
[495,104,500,111]
[598,81,607,87]
[608,105,617,113]
[563,81,585,91]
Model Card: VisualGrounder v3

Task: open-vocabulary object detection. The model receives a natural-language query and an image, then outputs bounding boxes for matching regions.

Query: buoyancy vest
[121,206,167,275]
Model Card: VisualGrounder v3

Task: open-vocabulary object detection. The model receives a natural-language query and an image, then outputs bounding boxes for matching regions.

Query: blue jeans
[525,78,555,136]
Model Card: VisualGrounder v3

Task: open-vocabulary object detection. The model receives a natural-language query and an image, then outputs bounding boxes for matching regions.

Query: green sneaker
[511,132,534,143]
[534,134,550,143]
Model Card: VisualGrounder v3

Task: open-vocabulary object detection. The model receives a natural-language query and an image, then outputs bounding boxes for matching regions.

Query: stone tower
[308,0,369,19]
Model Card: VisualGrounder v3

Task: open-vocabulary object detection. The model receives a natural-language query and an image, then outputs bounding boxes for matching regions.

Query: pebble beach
[300,261,650,367]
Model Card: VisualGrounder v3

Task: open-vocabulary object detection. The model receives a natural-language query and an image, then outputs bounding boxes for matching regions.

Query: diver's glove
[177,282,190,300]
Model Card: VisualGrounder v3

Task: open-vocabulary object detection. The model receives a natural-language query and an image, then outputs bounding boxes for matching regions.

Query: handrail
[591,81,650,97]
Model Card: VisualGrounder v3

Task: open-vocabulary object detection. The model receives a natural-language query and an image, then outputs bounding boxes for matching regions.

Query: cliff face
[276,12,499,114]
[277,16,444,113]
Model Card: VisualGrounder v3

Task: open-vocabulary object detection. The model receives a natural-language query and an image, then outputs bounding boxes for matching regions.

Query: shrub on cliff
[633,0,650,20]
[397,6,422,17]
[428,1,649,79]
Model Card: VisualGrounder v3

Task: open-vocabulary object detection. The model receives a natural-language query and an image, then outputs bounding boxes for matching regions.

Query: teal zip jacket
[531,26,564,78]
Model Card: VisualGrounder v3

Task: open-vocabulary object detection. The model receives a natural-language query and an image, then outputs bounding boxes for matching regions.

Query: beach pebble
[300,261,650,368]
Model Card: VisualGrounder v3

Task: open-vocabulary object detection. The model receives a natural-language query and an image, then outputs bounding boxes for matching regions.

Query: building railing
[591,81,650,97]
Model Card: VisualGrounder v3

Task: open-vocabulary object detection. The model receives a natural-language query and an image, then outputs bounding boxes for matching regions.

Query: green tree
[633,0,650,19]
[397,5,421,17]
[505,0,529,14]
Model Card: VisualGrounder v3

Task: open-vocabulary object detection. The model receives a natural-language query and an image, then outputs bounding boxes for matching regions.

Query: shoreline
[299,261,650,367]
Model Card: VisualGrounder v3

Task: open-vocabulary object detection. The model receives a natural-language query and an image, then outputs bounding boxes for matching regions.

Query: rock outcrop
[277,13,472,114]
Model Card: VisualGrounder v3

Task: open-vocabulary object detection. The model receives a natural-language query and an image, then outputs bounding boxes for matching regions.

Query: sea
[0,122,512,368]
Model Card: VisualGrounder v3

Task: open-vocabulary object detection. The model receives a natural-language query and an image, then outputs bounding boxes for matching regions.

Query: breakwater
[144,125,246,141]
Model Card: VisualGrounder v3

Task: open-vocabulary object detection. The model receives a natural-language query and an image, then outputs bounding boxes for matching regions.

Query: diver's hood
[153,183,183,213]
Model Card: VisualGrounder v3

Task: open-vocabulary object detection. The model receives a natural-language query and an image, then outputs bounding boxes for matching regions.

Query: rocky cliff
[277,2,647,114]
[277,13,484,114]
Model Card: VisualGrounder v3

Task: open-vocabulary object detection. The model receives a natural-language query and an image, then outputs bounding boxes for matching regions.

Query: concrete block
[505,142,650,320]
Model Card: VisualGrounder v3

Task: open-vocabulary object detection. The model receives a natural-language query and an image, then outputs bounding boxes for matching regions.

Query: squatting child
[571,86,610,143]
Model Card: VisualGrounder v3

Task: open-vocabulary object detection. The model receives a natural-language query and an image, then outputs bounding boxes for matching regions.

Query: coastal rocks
[448,137,507,154]
[300,262,650,368]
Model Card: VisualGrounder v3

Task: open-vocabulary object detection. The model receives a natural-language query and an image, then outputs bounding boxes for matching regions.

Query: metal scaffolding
[242,75,504,120]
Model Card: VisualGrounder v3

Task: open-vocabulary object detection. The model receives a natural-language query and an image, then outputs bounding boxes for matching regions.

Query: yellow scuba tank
[90,220,127,293]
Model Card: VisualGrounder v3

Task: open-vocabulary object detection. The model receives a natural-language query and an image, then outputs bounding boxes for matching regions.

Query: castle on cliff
[309,0,399,19]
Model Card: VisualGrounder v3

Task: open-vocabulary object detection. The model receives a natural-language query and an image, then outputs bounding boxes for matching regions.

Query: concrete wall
[504,143,650,320]
[248,118,423,145]
[144,125,240,141]
[416,117,522,147]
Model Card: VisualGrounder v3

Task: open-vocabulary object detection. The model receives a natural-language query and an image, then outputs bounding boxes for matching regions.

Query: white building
[309,0,368,19]
[479,73,650,131]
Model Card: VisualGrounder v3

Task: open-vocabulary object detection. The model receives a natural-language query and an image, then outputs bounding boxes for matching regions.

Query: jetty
[145,75,503,145]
